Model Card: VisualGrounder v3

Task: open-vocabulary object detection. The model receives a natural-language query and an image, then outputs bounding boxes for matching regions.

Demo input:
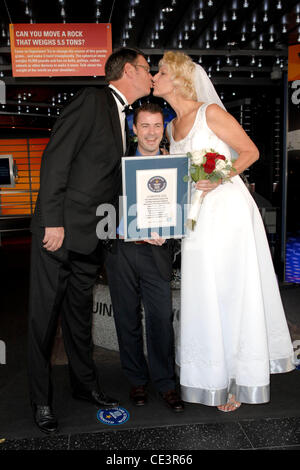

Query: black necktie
[109,88,131,155]
[122,105,132,116]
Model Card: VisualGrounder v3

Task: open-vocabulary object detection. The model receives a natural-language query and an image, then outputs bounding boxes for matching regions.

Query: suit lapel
[104,87,123,157]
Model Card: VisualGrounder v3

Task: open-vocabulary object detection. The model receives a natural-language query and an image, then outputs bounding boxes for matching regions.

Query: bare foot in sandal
[217,394,241,412]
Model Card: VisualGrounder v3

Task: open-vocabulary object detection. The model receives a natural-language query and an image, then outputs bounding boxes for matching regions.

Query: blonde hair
[159,51,197,101]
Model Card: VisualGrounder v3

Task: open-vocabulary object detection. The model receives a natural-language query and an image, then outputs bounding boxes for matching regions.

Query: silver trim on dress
[177,355,295,405]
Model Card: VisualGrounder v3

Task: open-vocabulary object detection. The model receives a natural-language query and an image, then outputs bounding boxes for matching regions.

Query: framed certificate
[122,154,190,241]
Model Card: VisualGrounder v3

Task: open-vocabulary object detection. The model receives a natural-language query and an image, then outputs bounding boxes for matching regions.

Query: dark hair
[133,102,164,125]
[105,47,146,82]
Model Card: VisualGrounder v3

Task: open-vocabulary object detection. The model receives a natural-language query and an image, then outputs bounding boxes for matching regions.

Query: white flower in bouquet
[190,149,208,165]
[215,158,231,177]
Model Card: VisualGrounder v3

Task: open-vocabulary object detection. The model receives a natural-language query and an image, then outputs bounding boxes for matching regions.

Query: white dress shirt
[108,84,129,155]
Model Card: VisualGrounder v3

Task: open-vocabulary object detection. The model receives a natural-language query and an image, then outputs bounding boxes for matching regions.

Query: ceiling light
[208,0,213,6]
[199,10,204,19]
[276,1,282,8]
[243,0,249,7]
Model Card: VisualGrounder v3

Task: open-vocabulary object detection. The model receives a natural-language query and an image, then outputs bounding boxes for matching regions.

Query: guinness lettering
[93,302,113,317]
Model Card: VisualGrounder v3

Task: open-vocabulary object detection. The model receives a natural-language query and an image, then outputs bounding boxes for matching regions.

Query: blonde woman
[153,51,294,412]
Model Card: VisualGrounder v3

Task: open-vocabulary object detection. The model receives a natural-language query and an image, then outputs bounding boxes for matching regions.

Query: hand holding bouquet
[184,149,236,230]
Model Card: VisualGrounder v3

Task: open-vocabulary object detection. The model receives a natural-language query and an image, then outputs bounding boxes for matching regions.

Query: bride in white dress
[153,51,295,412]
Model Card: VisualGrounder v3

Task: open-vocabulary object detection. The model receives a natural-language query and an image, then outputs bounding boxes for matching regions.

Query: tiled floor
[1,417,300,451]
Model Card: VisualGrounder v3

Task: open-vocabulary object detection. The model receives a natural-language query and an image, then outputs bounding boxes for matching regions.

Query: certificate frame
[122,154,190,241]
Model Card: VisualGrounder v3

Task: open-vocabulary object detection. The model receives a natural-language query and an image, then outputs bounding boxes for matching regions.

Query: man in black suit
[28,48,153,434]
[105,103,184,412]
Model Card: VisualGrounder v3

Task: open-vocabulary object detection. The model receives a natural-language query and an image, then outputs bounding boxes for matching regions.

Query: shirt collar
[136,147,161,156]
[108,84,129,107]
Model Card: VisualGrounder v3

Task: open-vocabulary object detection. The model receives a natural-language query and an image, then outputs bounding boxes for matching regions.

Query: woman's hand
[195,179,221,197]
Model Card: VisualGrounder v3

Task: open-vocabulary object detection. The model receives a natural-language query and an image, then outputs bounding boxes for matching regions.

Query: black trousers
[105,241,176,394]
[28,229,105,405]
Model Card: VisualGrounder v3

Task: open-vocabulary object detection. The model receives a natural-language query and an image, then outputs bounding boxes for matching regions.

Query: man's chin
[140,146,159,154]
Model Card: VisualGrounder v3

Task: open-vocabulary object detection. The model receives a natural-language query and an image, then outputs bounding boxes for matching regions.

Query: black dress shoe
[130,385,147,406]
[33,405,58,434]
[72,389,119,407]
[161,390,184,412]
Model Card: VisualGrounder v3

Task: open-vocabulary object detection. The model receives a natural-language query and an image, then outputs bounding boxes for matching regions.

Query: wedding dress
[167,103,295,405]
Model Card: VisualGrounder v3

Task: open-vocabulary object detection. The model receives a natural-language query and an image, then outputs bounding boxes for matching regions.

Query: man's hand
[43,227,65,252]
[160,147,169,155]
[144,232,166,246]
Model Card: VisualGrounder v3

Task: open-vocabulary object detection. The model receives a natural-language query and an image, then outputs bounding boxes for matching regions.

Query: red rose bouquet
[184,149,236,230]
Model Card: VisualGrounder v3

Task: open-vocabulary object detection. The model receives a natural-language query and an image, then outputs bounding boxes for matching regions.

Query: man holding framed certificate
[105,103,184,412]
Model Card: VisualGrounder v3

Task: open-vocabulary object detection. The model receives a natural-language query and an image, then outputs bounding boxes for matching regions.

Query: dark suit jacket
[31,87,123,255]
